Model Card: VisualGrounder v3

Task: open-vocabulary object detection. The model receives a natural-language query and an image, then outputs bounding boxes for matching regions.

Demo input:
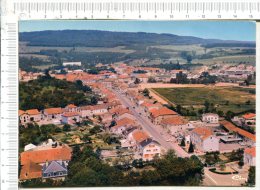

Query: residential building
[161,116,190,135]
[242,113,256,127]
[139,139,161,161]
[42,160,68,180]
[61,112,80,124]
[202,113,219,124]
[190,127,219,152]
[150,107,178,124]
[244,147,256,166]
[44,107,63,121]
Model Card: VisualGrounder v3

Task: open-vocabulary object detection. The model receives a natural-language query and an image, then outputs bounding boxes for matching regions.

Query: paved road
[111,87,189,158]
[203,168,248,186]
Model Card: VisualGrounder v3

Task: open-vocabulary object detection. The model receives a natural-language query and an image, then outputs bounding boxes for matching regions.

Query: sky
[19,20,256,41]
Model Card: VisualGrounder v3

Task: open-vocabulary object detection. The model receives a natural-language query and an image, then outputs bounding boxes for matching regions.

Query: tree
[63,124,71,132]
[219,163,226,171]
[180,137,186,147]
[82,134,92,143]
[204,101,210,113]
[176,105,182,114]
[246,166,255,186]
[134,78,141,84]
[147,77,156,83]
[143,88,150,97]
[90,96,98,105]
[238,160,244,168]
[188,141,194,153]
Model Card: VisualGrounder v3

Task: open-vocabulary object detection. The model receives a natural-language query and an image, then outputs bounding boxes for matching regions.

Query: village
[19,61,255,186]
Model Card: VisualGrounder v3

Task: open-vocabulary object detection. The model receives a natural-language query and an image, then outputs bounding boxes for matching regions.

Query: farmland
[153,86,255,115]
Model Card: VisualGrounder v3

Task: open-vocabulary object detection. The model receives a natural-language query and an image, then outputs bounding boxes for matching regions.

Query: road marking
[205,171,218,185]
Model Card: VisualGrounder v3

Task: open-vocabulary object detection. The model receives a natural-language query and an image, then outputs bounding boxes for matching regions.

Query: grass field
[153,86,255,114]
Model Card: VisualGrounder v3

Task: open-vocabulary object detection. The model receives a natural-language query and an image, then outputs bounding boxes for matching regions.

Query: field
[153,86,255,114]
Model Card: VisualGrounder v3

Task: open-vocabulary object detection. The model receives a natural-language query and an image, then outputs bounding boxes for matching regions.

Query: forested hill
[19,30,255,47]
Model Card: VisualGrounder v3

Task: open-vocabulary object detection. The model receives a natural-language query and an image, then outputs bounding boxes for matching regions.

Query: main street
[110,87,189,158]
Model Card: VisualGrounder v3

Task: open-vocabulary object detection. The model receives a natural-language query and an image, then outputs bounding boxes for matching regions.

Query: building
[161,116,190,135]
[64,104,80,113]
[44,107,63,121]
[244,147,256,166]
[42,160,68,180]
[63,61,82,66]
[19,109,42,124]
[110,117,136,135]
[20,144,72,180]
[150,107,178,124]
[242,113,256,128]
[202,113,219,124]
[220,120,256,146]
[61,112,80,124]
[190,127,219,152]
[139,139,161,161]
[81,104,108,118]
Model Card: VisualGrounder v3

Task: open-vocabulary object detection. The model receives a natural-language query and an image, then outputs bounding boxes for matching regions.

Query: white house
[63,62,81,66]
[244,147,256,166]
[139,139,161,161]
[61,112,80,124]
[19,109,42,124]
[202,113,219,124]
[44,107,63,121]
[80,104,108,118]
[190,127,219,152]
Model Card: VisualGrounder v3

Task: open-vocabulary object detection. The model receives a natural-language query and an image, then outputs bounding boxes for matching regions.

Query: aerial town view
[18,21,256,187]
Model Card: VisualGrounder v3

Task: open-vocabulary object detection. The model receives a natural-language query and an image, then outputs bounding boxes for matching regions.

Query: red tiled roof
[62,112,79,117]
[192,127,213,140]
[242,113,256,120]
[20,145,72,165]
[44,107,63,115]
[19,110,25,116]
[220,120,256,142]
[161,116,188,126]
[66,104,77,108]
[132,130,150,143]
[116,117,135,127]
[150,107,177,118]
[244,147,256,157]
[26,109,41,115]
[20,161,42,180]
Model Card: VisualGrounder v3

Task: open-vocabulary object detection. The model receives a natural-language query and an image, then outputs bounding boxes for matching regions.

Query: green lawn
[153,86,255,114]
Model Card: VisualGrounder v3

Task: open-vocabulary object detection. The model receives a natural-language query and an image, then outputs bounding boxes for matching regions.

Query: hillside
[19,30,255,48]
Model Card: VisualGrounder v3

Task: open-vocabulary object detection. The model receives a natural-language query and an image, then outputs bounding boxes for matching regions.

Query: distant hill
[19,30,255,48]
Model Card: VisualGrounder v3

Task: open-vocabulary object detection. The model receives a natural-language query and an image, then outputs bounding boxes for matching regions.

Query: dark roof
[42,160,67,174]
[139,138,160,147]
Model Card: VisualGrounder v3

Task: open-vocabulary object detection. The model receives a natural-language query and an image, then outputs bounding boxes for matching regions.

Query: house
[220,120,256,146]
[61,112,80,124]
[42,160,68,180]
[202,113,219,124]
[139,139,161,161]
[110,117,136,135]
[19,109,42,124]
[20,144,72,180]
[81,104,108,118]
[150,107,178,124]
[19,110,30,124]
[141,102,162,113]
[100,113,113,127]
[64,104,80,113]
[190,127,219,152]
[161,116,190,135]
[242,113,256,127]
[244,147,256,166]
[44,107,63,121]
